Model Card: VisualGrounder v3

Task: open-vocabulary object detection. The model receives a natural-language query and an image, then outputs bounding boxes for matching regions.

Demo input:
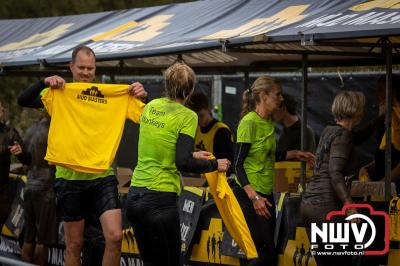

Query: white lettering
[311,223,328,243]
[127,257,143,266]
[295,14,342,28]
[368,12,399,24]
[11,204,23,226]
[49,247,66,266]
[343,12,383,25]
[182,200,195,214]
[355,244,365,250]
[0,237,21,254]
[329,223,349,243]
[317,14,358,27]
[351,223,368,243]
[325,244,334,250]
[232,239,237,247]
[180,222,190,241]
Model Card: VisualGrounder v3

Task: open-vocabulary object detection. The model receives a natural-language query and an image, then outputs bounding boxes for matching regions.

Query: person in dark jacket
[21,113,57,266]
[301,90,365,266]
[0,99,31,229]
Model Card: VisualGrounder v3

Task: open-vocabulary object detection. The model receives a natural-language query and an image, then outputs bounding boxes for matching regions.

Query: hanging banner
[178,187,205,254]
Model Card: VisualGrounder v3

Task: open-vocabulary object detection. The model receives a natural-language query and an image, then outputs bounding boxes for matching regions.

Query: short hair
[187,92,209,112]
[377,74,400,101]
[281,93,297,115]
[71,46,96,63]
[331,91,365,121]
[164,62,196,101]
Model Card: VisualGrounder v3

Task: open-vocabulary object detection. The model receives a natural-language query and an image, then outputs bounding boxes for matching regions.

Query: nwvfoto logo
[310,204,389,255]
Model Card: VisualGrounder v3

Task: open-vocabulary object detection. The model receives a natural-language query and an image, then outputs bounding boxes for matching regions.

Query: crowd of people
[0,44,398,266]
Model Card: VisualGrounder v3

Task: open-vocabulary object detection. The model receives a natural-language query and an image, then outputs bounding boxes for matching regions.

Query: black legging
[126,187,180,266]
[233,184,277,266]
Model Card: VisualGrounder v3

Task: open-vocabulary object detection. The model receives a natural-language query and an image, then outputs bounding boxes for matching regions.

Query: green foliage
[0,76,40,134]
[0,0,192,19]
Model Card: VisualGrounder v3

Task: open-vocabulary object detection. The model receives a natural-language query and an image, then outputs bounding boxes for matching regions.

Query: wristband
[251,195,261,202]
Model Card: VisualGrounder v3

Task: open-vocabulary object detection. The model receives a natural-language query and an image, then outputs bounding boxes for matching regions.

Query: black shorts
[54,175,121,222]
[23,188,58,245]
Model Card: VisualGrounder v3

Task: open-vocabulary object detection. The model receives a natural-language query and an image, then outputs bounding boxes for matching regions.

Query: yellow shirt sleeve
[40,88,53,115]
[126,96,145,123]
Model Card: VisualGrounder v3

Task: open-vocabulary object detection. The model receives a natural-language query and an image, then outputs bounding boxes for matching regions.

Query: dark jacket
[0,123,31,184]
[303,125,357,205]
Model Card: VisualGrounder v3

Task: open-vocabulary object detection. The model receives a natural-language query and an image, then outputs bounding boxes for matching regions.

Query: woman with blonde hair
[301,90,366,266]
[234,76,314,265]
[126,62,230,266]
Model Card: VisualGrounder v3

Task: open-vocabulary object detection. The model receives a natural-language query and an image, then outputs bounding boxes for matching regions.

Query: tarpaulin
[0,0,400,69]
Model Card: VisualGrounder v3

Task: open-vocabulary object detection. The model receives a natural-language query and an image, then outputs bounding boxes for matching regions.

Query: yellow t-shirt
[42,83,144,174]
[204,170,258,259]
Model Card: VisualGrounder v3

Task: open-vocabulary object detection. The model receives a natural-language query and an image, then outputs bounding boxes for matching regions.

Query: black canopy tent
[1,0,400,72]
[0,0,399,199]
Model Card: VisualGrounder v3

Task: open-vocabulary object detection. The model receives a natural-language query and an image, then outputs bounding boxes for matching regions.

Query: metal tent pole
[384,39,393,202]
[300,54,308,190]
[244,71,250,90]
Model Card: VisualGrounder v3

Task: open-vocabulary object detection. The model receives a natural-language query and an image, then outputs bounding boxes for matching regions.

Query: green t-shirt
[131,98,197,194]
[236,111,276,195]
[55,166,114,180]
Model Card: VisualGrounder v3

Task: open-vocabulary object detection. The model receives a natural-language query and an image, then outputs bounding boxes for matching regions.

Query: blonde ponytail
[240,76,280,118]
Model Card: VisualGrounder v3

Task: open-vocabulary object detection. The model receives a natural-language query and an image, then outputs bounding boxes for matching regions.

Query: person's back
[24,115,55,190]
[0,100,31,228]
[303,125,354,202]
[132,97,198,193]
[22,114,57,265]
[301,90,366,266]
[127,62,229,266]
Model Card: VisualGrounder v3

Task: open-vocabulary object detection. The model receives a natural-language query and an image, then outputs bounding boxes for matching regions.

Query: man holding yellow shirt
[18,46,147,266]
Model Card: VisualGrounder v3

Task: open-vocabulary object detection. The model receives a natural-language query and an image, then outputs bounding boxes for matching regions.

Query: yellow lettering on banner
[91,15,173,43]
[0,24,73,52]
[350,0,400,12]
[201,5,309,40]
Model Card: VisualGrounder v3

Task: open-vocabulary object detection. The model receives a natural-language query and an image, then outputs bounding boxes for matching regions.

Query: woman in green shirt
[126,62,230,266]
[233,76,313,265]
